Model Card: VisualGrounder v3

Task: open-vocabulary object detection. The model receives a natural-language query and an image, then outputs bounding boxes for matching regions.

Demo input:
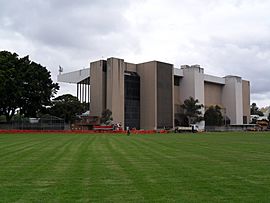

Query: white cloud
[0,0,270,107]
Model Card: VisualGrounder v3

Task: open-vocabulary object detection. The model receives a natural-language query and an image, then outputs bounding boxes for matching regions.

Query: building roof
[57,68,90,84]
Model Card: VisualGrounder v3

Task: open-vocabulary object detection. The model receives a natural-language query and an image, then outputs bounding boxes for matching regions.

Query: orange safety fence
[0,129,169,134]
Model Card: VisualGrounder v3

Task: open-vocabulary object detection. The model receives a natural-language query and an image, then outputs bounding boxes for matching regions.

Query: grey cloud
[1,0,270,106]
[252,92,270,100]
[0,0,136,51]
[0,0,141,94]
[196,37,270,96]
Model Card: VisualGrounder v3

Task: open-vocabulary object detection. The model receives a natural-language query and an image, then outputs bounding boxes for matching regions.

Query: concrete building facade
[58,57,250,129]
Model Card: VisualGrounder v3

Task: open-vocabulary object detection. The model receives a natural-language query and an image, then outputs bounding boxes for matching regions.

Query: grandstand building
[58,57,250,130]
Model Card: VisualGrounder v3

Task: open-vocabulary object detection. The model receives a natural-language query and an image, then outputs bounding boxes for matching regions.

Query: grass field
[0,132,270,202]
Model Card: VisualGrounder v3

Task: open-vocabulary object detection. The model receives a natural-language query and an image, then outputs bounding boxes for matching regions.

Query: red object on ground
[0,129,169,134]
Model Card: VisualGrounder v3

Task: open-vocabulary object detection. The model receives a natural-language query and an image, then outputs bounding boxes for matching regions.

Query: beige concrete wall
[204,82,223,107]
[106,58,125,125]
[137,61,157,129]
[89,57,250,128]
[242,80,250,124]
[90,60,106,117]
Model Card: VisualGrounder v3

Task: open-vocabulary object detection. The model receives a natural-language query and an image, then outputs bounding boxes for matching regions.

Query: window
[174,76,180,86]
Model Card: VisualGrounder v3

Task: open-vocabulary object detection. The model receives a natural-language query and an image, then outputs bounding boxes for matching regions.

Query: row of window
[124,74,140,129]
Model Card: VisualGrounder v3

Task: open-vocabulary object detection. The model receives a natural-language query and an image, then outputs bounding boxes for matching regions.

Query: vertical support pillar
[80,83,82,102]
[77,83,79,99]
[88,77,90,110]
[84,82,86,110]
[82,82,84,104]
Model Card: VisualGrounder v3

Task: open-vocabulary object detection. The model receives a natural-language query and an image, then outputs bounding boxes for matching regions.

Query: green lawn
[0,132,270,202]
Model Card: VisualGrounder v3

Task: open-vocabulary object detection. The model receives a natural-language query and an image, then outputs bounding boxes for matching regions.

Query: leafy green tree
[181,97,204,125]
[0,51,22,121]
[0,51,59,122]
[204,105,223,126]
[20,59,59,117]
[48,94,84,123]
[100,109,113,125]
[250,103,264,116]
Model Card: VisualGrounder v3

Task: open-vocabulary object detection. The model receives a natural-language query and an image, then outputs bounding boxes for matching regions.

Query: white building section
[204,74,225,85]
[57,69,90,84]
[173,68,184,77]
[222,76,243,125]
[58,68,90,106]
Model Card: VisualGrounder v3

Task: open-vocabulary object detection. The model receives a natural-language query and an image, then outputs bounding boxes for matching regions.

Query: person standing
[127,126,130,136]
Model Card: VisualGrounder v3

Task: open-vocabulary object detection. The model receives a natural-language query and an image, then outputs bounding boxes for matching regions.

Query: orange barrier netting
[0,129,169,134]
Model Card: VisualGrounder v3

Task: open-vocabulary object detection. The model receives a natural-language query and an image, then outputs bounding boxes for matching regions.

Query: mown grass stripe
[20,134,98,202]
[0,134,77,202]
[0,134,58,161]
[0,133,269,202]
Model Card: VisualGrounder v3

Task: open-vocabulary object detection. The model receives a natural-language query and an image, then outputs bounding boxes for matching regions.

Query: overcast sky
[1,0,270,107]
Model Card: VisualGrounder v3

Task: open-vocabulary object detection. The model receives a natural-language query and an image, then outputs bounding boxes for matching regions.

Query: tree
[250,103,264,116]
[0,51,59,122]
[204,105,223,126]
[0,51,22,121]
[100,109,113,125]
[181,97,204,125]
[48,94,84,123]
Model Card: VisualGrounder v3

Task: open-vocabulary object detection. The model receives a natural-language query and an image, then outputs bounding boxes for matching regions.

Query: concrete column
[242,80,250,124]
[106,58,125,125]
[90,60,106,117]
[156,62,174,129]
[222,76,243,125]
[180,65,205,129]
[180,65,205,105]
[137,61,157,130]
